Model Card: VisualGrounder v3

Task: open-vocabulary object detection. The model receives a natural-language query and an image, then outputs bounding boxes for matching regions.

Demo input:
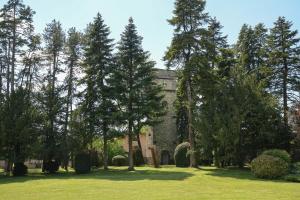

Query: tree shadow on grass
[201,167,290,183]
[0,167,194,184]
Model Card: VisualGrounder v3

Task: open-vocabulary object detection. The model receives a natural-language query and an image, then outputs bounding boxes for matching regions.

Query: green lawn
[0,166,299,200]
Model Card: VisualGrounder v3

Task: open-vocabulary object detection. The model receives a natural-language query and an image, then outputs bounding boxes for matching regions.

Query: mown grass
[0,166,299,200]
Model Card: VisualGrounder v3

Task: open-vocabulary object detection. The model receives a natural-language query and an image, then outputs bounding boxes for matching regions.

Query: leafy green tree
[165,0,209,168]
[113,18,164,171]
[268,17,300,140]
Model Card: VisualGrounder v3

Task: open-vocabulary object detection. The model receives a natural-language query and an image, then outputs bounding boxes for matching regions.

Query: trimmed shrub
[133,149,144,166]
[108,140,125,165]
[43,160,60,173]
[174,142,190,167]
[291,162,300,174]
[112,155,127,166]
[75,152,91,174]
[90,150,102,168]
[12,162,28,176]
[251,155,289,179]
[262,149,291,165]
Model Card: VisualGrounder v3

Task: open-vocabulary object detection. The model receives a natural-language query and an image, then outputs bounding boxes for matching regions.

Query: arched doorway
[161,150,170,165]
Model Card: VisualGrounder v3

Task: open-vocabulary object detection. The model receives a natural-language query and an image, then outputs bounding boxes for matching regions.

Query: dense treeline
[0,0,165,174]
[167,0,299,167]
[0,0,299,175]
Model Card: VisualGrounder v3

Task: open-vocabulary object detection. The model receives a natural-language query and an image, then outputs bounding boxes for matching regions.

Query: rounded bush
[262,149,291,165]
[251,155,289,179]
[75,153,91,174]
[12,162,28,176]
[43,160,60,173]
[133,149,144,166]
[112,155,127,166]
[174,142,190,167]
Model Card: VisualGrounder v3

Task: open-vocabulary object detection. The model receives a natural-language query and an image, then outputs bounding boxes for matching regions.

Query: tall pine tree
[113,18,164,171]
[268,17,300,140]
[40,19,65,172]
[80,13,115,170]
[164,0,209,167]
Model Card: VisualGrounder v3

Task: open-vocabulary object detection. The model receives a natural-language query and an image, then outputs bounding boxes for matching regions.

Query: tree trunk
[128,121,134,171]
[283,58,289,130]
[186,78,197,168]
[11,3,16,94]
[103,124,109,170]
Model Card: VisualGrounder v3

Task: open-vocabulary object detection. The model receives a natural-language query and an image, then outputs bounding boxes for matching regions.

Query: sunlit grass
[0,166,299,200]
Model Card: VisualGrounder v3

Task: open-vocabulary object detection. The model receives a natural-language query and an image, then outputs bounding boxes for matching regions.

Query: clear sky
[1,0,300,68]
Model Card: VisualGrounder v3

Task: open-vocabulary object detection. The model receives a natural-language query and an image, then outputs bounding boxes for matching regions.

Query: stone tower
[152,69,177,164]
[122,69,178,165]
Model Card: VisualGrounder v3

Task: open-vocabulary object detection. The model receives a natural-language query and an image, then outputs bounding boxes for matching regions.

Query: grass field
[0,166,299,200]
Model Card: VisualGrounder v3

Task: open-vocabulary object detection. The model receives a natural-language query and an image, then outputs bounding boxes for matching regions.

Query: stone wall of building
[152,69,177,164]
[122,69,178,165]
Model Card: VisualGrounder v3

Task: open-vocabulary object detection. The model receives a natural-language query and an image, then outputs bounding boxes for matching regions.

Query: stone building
[122,69,178,165]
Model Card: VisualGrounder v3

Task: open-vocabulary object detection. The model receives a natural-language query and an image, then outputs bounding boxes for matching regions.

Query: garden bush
[12,162,28,176]
[174,142,190,167]
[108,140,125,165]
[75,152,91,174]
[291,162,300,174]
[90,150,103,167]
[251,154,289,179]
[112,155,127,166]
[262,149,291,165]
[133,149,144,166]
[43,160,60,173]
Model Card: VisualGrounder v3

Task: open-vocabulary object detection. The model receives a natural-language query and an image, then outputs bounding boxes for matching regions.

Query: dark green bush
[284,174,300,183]
[291,162,300,174]
[174,142,190,167]
[112,155,127,166]
[251,155,289,179]
[90,150,102,168]
[133,149,144,166]
[262,149,291,165]
[12,162,28,176]
[75,152,91,174]
[43,160,60,173]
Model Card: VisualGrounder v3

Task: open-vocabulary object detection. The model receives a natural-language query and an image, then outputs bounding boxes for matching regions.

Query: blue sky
[1,0,300,68]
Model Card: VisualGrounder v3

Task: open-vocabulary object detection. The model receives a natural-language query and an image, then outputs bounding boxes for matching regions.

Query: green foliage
[251,155,289,179]
[107,140,125,164]
[12,163,28,176]
[133,149,144,166]
[268,17,300,137]
[75,153,91,174]
[112,155,127,166]
[112,17,165,170]
[291,162,300,174]
[262,149,291,165]
[174,142,190,167]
